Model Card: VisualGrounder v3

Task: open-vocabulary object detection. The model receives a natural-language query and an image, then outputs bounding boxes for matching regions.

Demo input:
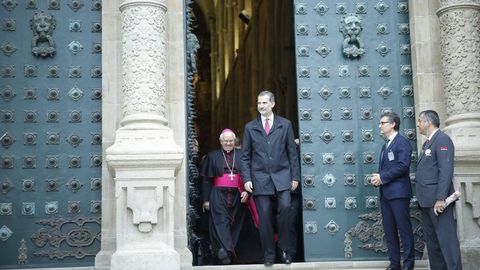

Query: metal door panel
[0,0,101,267]
[294,0,421,261]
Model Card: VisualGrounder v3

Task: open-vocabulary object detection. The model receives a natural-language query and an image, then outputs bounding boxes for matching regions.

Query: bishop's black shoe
[264,260,274,267]
[217,248,231,265]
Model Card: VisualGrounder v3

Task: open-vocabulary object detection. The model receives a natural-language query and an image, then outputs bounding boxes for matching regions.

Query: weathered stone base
[461,246,480,270]
[110,248,180,270]
[94,249,114,270]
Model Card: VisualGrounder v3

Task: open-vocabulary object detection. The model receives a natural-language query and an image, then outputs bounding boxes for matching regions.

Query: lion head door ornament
[339,14,365,58]
[30,11,57,57]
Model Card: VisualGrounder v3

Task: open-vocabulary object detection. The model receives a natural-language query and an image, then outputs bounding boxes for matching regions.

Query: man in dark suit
[371,112,415,270]
[416,110,462,270]
[241,90,300,266]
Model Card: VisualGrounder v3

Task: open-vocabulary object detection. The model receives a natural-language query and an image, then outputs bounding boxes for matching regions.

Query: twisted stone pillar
[437,1,480,268]
[106,0,183,269]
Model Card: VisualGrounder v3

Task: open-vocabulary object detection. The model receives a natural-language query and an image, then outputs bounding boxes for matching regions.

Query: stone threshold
[194,260,429,270]
[4,260,429,270]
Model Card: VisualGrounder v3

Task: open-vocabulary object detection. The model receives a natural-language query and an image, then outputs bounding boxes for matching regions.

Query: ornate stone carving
[462,181,480,226]
[339,14,365,58]
[440,0,479,6]
[30,11,56,57]
[121,3,168,126]
[438,4,480,116]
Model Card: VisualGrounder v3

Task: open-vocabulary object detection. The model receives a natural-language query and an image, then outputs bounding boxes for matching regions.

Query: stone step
[194,260,429,270]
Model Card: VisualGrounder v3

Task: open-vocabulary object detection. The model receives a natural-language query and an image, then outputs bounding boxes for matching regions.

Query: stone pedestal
[437,1,480,269]
[107,128,182,270]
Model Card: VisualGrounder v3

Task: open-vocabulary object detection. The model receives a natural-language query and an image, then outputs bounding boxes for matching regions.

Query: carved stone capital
[437,3,480,121]
[439,0,480,9]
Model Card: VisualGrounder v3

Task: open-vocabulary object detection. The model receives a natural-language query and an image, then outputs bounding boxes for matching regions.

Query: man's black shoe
[386,266,400,270]
[217,248,231,265]
[264,260,274,267]
[281,251,292,265]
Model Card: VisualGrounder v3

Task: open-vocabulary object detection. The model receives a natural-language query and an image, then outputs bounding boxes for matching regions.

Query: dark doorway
[185,0,303,266]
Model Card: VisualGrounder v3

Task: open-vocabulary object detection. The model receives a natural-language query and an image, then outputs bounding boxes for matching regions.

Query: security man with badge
[371,112,415,270]
[416,110,462,270]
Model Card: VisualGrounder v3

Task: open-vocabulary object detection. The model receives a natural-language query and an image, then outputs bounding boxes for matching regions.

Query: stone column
[437,1,480,269]
[105,0,183,269]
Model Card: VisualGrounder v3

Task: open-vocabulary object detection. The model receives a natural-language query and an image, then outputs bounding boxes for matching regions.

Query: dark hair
[420,110,440,128]
[258,90,275,103]
[381,111,400,131]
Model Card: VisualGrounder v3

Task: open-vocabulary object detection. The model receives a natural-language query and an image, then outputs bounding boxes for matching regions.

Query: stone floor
[5,260,430,270]
[194,260,430,270]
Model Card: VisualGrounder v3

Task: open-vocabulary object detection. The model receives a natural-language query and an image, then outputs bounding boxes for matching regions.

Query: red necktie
[423,139,430,149]
[265,118,271,135]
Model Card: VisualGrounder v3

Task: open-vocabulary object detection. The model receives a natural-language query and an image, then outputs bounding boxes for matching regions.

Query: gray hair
[420,110,440,128]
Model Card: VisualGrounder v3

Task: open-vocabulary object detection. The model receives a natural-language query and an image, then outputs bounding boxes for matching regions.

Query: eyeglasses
[221,140,235,143]
[379,121,390,125]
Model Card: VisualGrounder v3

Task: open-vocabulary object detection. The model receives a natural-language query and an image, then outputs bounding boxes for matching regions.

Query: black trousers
[421,205,462,270]
[254,189,291,261]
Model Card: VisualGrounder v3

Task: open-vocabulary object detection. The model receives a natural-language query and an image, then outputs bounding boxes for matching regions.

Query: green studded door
[293,1,423,261]
[0,0,102,268]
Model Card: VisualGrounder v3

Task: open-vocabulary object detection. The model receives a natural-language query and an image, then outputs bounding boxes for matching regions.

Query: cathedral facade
[0,0,479,269]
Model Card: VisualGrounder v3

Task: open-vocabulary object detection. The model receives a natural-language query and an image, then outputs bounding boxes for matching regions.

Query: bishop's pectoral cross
[229,173,234,181]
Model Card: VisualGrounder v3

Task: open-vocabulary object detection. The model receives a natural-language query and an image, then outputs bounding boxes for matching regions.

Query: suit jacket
[415,130,455,208]
[240,115,300,195]
[378,133,413,200]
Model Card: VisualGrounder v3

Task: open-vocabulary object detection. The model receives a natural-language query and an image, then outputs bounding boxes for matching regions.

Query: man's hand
[434,200,446,216]
[370,173,382,187]
[202,201,210,212]
[291,180,299,191]
[244,182,253,193]
[240,191,249,203]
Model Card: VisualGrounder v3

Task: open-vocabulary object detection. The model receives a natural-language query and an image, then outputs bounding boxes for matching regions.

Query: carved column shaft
[120,0,168,128]
[437,1,480,127]
[437,1,480,269]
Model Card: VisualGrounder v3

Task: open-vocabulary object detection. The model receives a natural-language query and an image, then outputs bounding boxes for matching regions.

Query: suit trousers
[254,190,291,261]
[421,205,462,270]
[380,197,415,269]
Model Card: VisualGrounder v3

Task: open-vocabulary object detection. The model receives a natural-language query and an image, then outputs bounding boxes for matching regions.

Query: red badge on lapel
[440,146,448,151]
